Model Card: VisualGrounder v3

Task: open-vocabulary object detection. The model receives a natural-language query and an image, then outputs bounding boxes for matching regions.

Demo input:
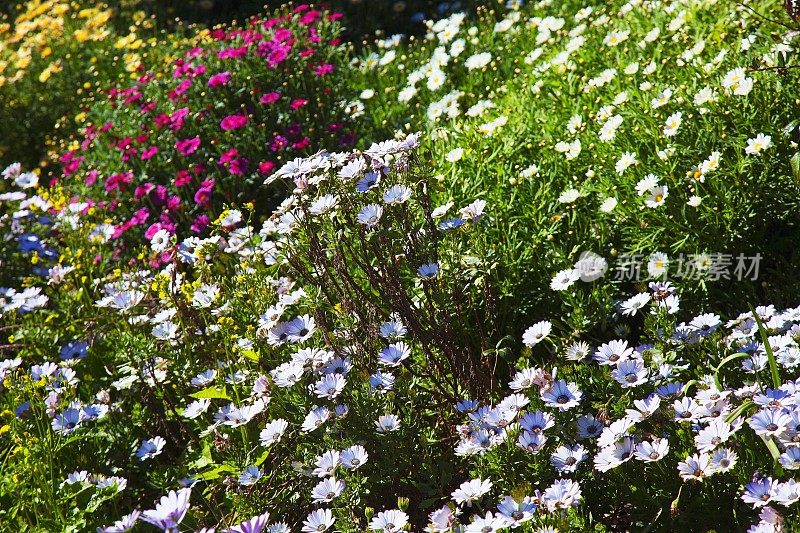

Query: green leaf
[750,306,781,390]
[761,435,781,466]
[253,448,271,467]
[189,386,230,400]
[195,464,235,481]
[792,152,800,184]
[681,380,698,396]
[241,349,260,363]
[725,400,755,424]
[713,353,750,389]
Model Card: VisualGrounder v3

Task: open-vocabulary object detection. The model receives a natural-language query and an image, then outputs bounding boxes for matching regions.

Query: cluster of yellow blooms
[0,1,116,87]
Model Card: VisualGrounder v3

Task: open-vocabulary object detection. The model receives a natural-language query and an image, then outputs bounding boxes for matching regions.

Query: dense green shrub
[346,0,800,330]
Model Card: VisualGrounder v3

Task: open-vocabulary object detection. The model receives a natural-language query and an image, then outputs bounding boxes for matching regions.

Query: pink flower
[132,208,150,225]
[220,114,248,131]
[175,137,201,156]
[267,45,291,68]
[228,157,248,176]
[208,71,232,87]
[173,79,192,96]
[144,223,163,240]
[274,28,294,42]
[260,92,280,104]
[174,169,193,187]
[150,185,168,207]
[290,98,308,110]
[258,161,275,174]
[292,137,310,150]
[314,63,334,77]
[194,184,214,206]
[219,149,239,164]
[300,10,321,25]
[217,46,248,60]
[191,214,210,234]
[169,107,190,131]
[142,146,158,160]
[270,135,288,152]
[104,172,133,192]
[166,196,181,211]
[186,47,204,59]
[85,169,99,187]
[134,184,154,199]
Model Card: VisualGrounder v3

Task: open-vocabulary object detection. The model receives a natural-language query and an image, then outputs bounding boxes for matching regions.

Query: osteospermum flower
[522,320,552,346]
[550,444,588,473]
[383,184,412,204]
[238,466,263,487]
[302,406,331,432]
[464,512,511,532]
[314,374,346,400]
[743,478,777,508]
[357,204,383,227]
[542,479,582,512]
[313,451,341,478]
[496,495,536,527]
[259,418,288,448]
[519,410,554,433]
[369,509,409,532]
[611,358,649,388]
[286,314,315,343]
[375,414,401,433]
[634,438,670,462]
[228,511,270,533]
[509,367,544,391]
[140,488,191,531]
[621,293,651,316]
[711,448,738,472]
[311,477,345,503]
[51,408,82,434]
[593,340,633,365]
[694,419,735,452]
[749,409,792,437]
[302,509,335,533]
[379,342,411,366]
[452,478,493,507]
[576,414,605,439]
[97,510,140,533]
[677,453,714,481]
[745,133,772,155]
[309,194,339,215]
[541,380,583,410]
[341,445,368,469]
[182,399,211,419]
[136,436,166,461]
[518,430,547,453]
[550,268,580,290]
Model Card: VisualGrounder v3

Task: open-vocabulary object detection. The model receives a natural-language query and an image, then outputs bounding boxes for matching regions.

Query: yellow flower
[73,28,89,42]
[38,60,62,83]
